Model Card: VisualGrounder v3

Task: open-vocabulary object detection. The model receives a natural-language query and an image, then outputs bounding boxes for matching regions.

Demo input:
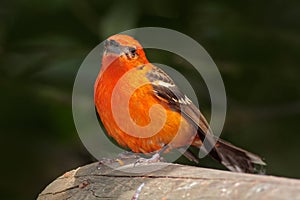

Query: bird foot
[97,151,143,169]
[134,153,165,166]
[117,151,142,159]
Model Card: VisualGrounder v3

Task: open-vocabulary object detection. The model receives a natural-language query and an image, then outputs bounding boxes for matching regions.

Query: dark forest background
[0,0,299,199]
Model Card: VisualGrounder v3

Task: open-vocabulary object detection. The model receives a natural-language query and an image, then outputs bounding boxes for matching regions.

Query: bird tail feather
[209,138,266,174]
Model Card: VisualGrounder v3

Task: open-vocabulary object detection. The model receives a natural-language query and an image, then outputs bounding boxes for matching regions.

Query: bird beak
[104,39,123,55]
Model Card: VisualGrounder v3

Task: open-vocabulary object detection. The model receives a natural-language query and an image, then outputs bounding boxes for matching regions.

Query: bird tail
[207,138,266,174]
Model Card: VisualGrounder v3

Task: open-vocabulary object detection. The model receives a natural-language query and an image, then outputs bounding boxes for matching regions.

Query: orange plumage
[94,34,266,173]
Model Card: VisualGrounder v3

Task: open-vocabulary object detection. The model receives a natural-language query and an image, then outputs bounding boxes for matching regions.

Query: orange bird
[94,34,266,173]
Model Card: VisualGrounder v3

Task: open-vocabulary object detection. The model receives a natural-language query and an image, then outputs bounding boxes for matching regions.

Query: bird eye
[126,47,138,59]
[130,48,137,55]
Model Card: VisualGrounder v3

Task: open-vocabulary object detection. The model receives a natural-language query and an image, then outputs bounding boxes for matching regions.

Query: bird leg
[134,145,169,165]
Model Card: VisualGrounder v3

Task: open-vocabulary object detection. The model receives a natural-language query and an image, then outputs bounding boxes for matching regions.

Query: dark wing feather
[146,66,210,139]
[145,66,266,174]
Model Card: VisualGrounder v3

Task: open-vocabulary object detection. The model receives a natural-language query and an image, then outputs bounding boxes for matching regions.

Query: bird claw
[97,151,145,169]
[117,151,142,159]
[134,153,165,166]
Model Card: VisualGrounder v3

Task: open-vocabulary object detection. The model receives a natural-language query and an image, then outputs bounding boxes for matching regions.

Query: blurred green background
[0,0,299,199]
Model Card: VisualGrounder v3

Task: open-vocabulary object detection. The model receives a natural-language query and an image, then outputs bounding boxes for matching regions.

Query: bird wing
[145,65,223,163]
[145,65,211,141]
[145,65,266,174]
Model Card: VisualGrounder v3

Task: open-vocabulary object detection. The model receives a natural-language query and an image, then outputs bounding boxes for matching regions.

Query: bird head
[102,34,149,70]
